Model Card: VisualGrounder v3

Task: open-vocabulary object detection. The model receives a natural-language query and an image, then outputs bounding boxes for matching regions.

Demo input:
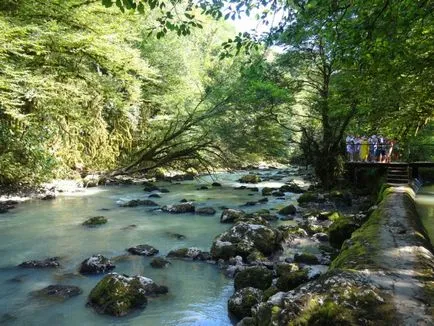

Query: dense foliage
[0,0,432,187]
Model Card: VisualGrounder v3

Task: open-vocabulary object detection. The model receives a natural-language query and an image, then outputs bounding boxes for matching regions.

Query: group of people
[346,135,397,163]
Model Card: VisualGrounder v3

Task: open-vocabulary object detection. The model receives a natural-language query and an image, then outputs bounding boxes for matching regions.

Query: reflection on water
[0,169,302,326]
[415,184,434,246]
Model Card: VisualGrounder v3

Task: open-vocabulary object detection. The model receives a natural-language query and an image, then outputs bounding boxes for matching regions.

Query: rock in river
[220,208,245,223]
[33,285,82,301]
[19,257,60,268]
[79,255,115,274]
[195,207,216,215]
[120,199,159,207]
[87,273,168,316]
[234,266,273,291]
[82,216,107,226]
[211,222,283,261]
[228,287,263,320]
[167,247,210,261]
[127,244,159,256]
[162,202,195,213]
[150,257,171,268]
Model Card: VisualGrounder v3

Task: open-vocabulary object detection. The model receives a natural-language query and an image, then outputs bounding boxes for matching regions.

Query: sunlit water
[0,169,302,326]
[415,184,434,246]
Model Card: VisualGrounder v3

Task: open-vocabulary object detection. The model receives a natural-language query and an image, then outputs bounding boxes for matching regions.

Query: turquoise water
[416,184,434,246]
[0,170,301,325]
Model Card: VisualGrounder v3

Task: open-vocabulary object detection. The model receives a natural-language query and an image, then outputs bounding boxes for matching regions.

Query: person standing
[346,135,354,162]
[360,136,369,162]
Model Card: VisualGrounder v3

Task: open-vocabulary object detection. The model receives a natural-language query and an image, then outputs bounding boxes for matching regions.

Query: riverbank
[242,185,434,325]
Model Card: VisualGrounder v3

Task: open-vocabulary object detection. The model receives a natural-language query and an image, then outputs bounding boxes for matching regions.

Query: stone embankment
[238,186,434,325]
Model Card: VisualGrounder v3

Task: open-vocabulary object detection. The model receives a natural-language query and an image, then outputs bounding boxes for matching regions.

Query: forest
[0,0,432,189]
[0,1,434,326]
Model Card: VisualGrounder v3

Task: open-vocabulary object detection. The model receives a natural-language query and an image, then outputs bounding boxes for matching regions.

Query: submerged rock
[165,232,186,240]
[143,185,160,192]
[228,287,263,320]
[87,273,168,316]
[120,199,159,207]
[234,266,273,291]
[196,207,216,215]
[148,193,161,198]
[261,187,274,196]
[167,247,209,260]
[82,216,107,226]
[212,182,222,187]
[33,285,82,300]
[162,202,195,213]
[79,255,115,274]
[127,245,159,256]
[150,257,171,268]
[19,257,60,269]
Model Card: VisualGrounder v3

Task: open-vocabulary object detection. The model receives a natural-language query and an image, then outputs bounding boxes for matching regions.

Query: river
[0,168,304,325]
[415,184,434,246]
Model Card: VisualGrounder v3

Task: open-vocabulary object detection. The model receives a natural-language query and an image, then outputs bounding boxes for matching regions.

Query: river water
[0,169,303,326]
[415,184,434,246]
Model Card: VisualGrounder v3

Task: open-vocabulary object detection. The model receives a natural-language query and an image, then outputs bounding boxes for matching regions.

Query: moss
[234,266,273,291]
[278,205,296,215]
[82,216,107,226]
[416,253,434,318]
[88,274,147,316]
[263,286,279,301]
[276,269,309,292]
[289,299,356,326]
[297,192,317,204]
[228,287,263,320]
[328,216,359,249]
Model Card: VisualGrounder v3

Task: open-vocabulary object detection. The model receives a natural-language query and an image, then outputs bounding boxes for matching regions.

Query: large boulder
[33,285,82,301]
[221,209,245,223]
[234,266,273,291]
[293,253,320,265]
[162,202,195,213]
[120,199,159,207]
[19,257,60,268]
[127,245,159,256]
[210,222,283,261]
[239,175,261,184]
[88,273,168,316]
[82,216,107,226]
[83,174,102,187]
[79,255,115,274]
[228,287,263,320]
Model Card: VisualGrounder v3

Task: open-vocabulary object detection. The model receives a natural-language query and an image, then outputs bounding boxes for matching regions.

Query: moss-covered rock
[82,216,107,226]
[120,199,159,207]
[293,253,319,265]
[278,205,297,215]
[297,192,318,204]
[239,175,261,184]
[167,247,209,260]
[87,273,168,316]
[234,266,273,291]
[275,262,299,276]
[150,257,170,268]
[195,207,216,215]
[328,216,359,249]
[261,187,274,196]
[210,222,283,261]
[33,285,82,301]
[221,209,245,223]
[263,285,279,301]
[228,287,263,320]
[275,269,309,291]
[280,182,304,194]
